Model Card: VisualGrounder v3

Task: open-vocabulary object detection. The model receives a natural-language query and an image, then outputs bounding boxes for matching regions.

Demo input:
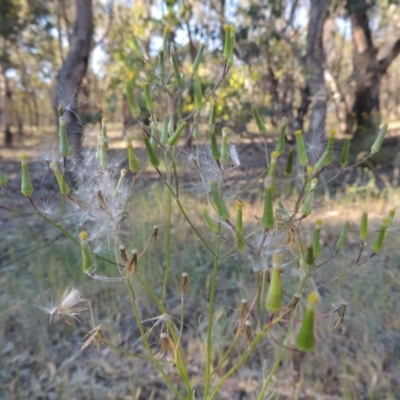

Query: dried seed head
[119,245,128,264]
[178,272,189,295]
[328,300,348,334]
[244,319,253,343]
[81,325,106,351]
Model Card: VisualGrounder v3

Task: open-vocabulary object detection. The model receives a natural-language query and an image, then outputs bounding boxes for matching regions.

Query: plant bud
[372,217,389,253]
[170,43,182,84]
[336,220,350,250]
[295,130,309,166]
[58,116,72,156]
[285,148,295,176]
[143,82,153,111]
[143,133,160,168]
[262,177,275,229]
[324,129,336,166]
[49,161,71,196]
[301,178,317,216]
[296,292,319,351]
[251,106,267,134]
[359,212,368,241]
[160,115,169,145]
[79,231,96,274]
[223,25,234,60]
[125,137,139,173]
[193,75,203,111]
[236,201,244,252]
[220,128,229,165]
[209,102,217,127]
[167,121,187,146]
[306,245,314,266]
[371,123,388,154]
[125,80,140,117]
[113,169,127,196]
[312,219,322,258]
[268,151,280,192]
[275,118,287,154]
[202,209,218,233]
[265,253,283,314]
[340,138,350,168]
[210,180,230,221]
[20,154,34,197]
[192,44,204,73]
[210,129,221,161]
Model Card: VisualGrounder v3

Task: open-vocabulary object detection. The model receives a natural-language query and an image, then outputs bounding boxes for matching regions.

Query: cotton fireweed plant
[0,25,394,399]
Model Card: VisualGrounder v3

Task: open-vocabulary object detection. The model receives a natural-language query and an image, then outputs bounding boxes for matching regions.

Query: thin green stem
[204,224,221,399]
[161,187,173,302]
[125,279,185,400]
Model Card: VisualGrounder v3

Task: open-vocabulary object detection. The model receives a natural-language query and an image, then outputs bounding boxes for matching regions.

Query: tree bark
[297,0,330,139]
[0,67,13,146]
[55,0,93,151]
[347,0,400,152]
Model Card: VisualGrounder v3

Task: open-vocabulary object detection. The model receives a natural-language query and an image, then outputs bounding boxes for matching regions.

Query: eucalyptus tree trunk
[55,0,93,151]
[346,0,400,153]
[297,0,330,138]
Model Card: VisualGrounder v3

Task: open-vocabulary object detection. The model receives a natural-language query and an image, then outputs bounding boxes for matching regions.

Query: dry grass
[1,127,400,399]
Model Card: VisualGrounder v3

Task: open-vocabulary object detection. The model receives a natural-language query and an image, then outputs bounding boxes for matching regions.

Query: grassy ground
[1,127,400,399]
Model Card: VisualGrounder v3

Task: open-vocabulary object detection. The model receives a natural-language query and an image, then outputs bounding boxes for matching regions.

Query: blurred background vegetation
[1,0,400,399]
[1,0,400,150]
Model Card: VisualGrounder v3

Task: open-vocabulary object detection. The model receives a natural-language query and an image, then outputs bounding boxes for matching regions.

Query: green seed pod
[301,178,317,216]
[262,177,275,229]
[210,180,230,221]
[223,24,234,60]
[313,150,328,173]
[296,292,319,351]
[203,209,218,233]
[236,201,244,252]
[162,26,169,55]
[125,80,140,118]
[268,151,280,193]
[227,24,235,66]
[125,137,139,173]
[210,129,221,161]
[324,129,336,166]
[0,168,7,186]
[192,44,204,73]
[160,115,169,145]
[252,106,267,134]
[156,50,165,78]
[143,82,153,111]
[312,219,323,258]
[275,117,287,154]
[170,43,182,84]
[193,119,200,140]
[58,116,72,156]
[371,123,388,154]
[266,266,282,314]
[285,148,295,176]
[340,138,350,169]
[336,220,350,250]
[79,231,96,274]
[150,122,159,149]
[143,133,160,168]
[113,169,127,196]
[359,212,368,241]
[49,161,71,196]
[131,34,144,58]
[220,128,229,165]
[372,217,389,253]
[306,245,314,266]
[20,154,34,197]
[101,118,109,151]
[99,136,109,169]
[167,121,187,146]
[193,75,203,111]
[295,130,309,166]
[209,102,217,128]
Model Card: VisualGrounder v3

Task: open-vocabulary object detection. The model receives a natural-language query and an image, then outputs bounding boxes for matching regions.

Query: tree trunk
[346,0,400,153]
[297,0,330,140]
[55,0,93,151]
[0,67,13,146]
